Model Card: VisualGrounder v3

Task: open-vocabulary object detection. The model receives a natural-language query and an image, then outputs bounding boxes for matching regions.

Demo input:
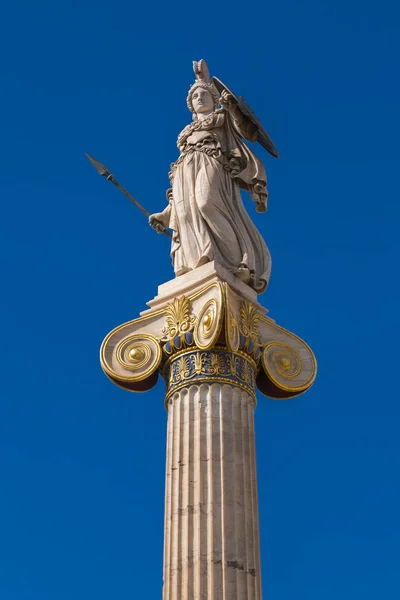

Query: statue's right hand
[149,212,167,234]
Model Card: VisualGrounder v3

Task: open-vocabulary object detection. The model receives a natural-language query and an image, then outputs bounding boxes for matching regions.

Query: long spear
[85,153,172,240]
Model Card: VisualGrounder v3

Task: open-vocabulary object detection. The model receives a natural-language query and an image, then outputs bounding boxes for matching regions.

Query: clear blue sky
[0,1,399,598]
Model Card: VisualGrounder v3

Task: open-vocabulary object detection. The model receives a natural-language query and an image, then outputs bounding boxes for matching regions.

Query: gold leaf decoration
[114,334,162,382]
[193,353,204,375]
[227,353,238,377]
[239,301,260,344]
[175,355,191,381]
[162,296,195,339]
[193,297,222,350]
[208,352,226,375]
[163,349,257,406]
[261,342,314,393]
[226,305,240,351]
[241,360,252,385]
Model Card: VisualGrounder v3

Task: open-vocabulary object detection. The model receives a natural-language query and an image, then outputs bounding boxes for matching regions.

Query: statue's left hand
[221,89,235,109]
[256,200,267,213]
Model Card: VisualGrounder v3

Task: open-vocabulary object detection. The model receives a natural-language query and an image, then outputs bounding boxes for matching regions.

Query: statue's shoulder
[179,122,194,136]
[177,122,194,149]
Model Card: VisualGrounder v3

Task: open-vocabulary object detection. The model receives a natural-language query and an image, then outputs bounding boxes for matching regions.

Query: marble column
[162,349,262,600]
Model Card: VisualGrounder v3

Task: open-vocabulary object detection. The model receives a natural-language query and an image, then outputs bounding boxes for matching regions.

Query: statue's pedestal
[142,261,265,315]
[100,263,316,598]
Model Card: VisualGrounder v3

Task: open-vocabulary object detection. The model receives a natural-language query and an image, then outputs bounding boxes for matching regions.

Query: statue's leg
[194,156,243,269]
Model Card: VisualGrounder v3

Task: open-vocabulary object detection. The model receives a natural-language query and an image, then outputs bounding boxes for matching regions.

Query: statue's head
[187,59,219,119]
[187,82,219,116]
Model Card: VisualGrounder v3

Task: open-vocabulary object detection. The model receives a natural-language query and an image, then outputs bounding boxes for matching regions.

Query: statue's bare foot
[176,267,192,277]
[197,256,211,268]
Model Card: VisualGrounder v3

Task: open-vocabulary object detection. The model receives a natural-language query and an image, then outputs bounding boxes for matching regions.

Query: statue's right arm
[148,191,172,233]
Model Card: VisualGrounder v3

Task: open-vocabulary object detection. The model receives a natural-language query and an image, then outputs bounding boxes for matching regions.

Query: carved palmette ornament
[162,296,195,339]
[240,301,260,344]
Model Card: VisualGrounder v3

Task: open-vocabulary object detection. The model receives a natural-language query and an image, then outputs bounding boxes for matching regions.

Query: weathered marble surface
[163,383,261,600]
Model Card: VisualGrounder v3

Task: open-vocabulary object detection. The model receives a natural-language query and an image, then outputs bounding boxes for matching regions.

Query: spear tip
[85,152,110,177]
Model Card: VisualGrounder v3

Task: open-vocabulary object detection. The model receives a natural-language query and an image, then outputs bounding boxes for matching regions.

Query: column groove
[163,382,262,599]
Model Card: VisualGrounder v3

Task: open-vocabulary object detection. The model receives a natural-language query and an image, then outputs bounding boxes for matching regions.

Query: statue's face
[192,87,214,115]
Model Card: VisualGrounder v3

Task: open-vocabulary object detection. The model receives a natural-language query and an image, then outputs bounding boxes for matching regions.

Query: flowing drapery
[168,111,272,293]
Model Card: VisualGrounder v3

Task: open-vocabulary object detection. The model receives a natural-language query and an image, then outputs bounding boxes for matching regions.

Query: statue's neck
[197,111,213,121]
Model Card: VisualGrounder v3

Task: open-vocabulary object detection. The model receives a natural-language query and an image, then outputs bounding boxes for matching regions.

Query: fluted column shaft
[163,383,262,599]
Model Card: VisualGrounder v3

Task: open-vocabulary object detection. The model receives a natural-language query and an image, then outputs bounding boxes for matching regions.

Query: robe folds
[168,109,271,293]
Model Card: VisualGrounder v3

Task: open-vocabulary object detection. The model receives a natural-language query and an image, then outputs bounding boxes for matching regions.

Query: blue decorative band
[163,331,194,356]
[163,347,257,402]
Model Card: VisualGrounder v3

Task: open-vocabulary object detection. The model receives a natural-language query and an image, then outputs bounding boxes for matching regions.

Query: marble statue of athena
[149,59,279,294]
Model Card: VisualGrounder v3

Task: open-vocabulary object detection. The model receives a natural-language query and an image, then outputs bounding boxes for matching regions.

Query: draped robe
[167,109,271,293]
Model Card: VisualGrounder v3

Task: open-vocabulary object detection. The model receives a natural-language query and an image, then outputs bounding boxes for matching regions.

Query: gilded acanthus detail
[192,352,204,375]
[239,300,261,344]
[162,296,195,339]
[175,355,191,381]
[208,352,226,375]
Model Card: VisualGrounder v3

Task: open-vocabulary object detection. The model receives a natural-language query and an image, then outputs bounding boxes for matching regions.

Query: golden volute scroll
[101,332,162,388]
[193,295,223,350]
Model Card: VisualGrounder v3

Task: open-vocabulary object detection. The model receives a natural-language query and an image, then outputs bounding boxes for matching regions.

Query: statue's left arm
[220,90,258,142]
[221,90,268,213]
